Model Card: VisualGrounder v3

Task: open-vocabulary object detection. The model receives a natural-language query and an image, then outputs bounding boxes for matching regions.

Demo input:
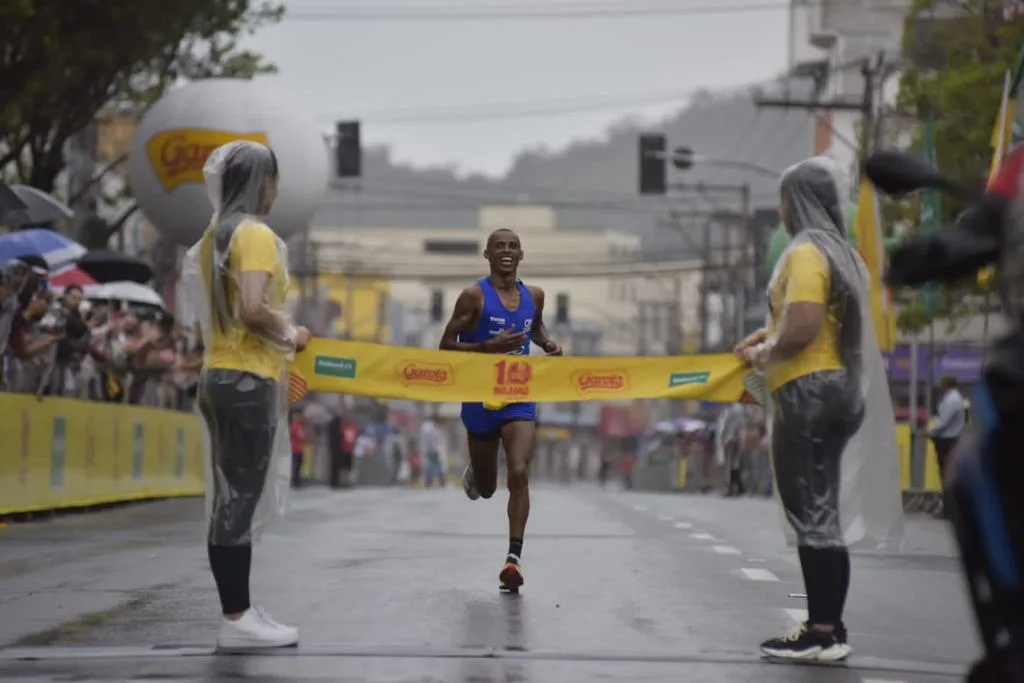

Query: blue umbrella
[0,228,87,268]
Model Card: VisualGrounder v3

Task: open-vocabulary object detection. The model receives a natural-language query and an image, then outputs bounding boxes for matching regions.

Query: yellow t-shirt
[766,242,842,392]
[202,220,290,381]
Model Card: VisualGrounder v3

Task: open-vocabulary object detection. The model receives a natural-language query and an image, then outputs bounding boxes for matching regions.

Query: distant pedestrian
[929,375,966,490]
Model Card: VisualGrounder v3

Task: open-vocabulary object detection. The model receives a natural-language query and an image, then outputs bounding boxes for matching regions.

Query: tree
[0,0,284,193]
[897,0,1024,220]
[891,0,1024,334]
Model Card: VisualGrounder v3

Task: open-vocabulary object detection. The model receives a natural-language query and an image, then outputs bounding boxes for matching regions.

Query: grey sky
[245,0,791,177]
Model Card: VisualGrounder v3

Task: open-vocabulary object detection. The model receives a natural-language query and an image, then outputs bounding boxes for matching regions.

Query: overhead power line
[316,86,712,124]
[285,1,909,22]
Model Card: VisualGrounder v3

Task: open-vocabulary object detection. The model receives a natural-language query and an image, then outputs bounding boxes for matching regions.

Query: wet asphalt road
[0,484,976,682]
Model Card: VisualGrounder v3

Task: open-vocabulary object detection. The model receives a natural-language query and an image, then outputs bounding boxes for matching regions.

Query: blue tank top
[458,277,534,355]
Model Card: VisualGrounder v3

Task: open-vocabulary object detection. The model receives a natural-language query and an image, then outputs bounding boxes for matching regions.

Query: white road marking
[862,679,908,683]
[740,568,780,581]
[633,505,648,512]
[784,608,807,623]
[673,522,693,529]
[657,515,673,522]
[690,533,715,541]
[713,545,741,555]
[747,558,766,562]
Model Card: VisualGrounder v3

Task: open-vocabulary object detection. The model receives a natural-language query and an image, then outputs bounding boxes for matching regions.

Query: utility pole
[700,218,712,352]
[754,52,887,159]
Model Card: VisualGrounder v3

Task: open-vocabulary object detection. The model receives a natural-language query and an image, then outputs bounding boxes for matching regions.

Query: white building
[788,0,914,176]
[308,204,703,356]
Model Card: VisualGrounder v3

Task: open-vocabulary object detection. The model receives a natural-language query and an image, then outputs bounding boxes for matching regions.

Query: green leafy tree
[898,0,1024,211]
[892,0,1024,334]
[0,0,284,193]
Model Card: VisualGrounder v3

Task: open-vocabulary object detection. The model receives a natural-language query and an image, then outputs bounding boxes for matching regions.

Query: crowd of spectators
[0,258,201,409]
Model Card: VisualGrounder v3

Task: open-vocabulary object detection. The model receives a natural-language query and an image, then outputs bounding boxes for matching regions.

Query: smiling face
[484,229,523,277]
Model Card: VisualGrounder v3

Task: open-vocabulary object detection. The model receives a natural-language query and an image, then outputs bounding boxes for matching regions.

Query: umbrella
[0,228,87,267]
[7,185,74,228]
[90,281,165,309]
[49,264,98,288]
[75,249,154,284]
[0,181,31,228]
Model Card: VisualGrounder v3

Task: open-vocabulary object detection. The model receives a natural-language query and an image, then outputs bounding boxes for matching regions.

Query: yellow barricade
[293,339,749,404]
[0,394,205,516]
[893,422,943,493]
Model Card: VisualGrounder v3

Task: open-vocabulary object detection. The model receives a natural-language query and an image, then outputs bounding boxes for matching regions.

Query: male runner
[439,228,562,592]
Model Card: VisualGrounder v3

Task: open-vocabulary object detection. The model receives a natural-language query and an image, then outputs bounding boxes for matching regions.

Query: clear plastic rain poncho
[181,141,296,547]
[756,156,904,551]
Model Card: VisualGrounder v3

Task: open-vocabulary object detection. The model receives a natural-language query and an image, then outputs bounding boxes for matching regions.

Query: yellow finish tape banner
[0,394,205,516]
[292,338,752,404]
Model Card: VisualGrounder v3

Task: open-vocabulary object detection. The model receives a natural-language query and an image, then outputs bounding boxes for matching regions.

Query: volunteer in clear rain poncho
[735,156,903,661]
[181,140,310,650]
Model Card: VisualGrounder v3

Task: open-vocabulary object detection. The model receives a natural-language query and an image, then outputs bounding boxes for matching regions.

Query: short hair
[486,228,518,248]
[941,375,958,388]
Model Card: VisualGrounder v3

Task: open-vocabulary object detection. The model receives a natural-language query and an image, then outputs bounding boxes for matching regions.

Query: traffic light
[335,120,361,178]
[638,133,666,195]
[672,146,694,170]
[555,293,569,325]
[430,290,444,322]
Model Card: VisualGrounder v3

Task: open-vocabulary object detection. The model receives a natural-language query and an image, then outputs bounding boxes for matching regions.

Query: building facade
[307,204,703,356]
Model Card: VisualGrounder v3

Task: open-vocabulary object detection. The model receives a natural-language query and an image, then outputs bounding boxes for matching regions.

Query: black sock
[508,537,523,561]
[208,544,253,615]
[797,546,849,628]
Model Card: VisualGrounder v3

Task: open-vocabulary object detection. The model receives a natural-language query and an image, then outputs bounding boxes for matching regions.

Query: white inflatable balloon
[128,78,330,245]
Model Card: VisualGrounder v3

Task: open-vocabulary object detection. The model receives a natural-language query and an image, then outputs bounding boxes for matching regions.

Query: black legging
[772,370,863,628]
[198,368,279,615]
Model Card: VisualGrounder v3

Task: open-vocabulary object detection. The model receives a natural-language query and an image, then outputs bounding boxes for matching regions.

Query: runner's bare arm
[439,286,486,352]
[528,286,561,355]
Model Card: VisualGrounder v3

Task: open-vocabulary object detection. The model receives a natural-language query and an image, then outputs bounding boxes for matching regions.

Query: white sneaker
[252,606,298,639]
[217,609,298,649]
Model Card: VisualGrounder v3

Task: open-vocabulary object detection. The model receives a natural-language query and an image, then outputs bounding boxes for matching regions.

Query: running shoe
[499,556,524,592]
[463,464,480,501]
[760,622,850,661]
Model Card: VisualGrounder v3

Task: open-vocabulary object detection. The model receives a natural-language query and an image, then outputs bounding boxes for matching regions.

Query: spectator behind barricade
[172,322,204,411]
[5,261,63,396]
[45,284,92,397]
[129,311,179,408]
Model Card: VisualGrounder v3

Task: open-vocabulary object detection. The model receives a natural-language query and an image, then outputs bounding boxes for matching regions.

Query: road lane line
[713,545,741,554]
[673,522,692,529]
[657,515,673,522]
[862,679,908,683]
[633,505,648,512]
[740,568,779,581]
[783,608,807,623]
[690,533,715,541]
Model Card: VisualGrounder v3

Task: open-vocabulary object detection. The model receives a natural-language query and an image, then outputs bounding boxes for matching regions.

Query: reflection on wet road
[0,486,973,682]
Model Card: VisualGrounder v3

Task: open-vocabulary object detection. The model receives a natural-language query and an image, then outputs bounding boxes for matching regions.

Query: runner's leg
[497,407,536,590]
[466,433,500,499]
[501,419,536,542]
[461,402,500,499]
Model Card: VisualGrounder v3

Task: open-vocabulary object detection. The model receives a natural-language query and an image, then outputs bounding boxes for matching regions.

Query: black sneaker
[761,623,850,661]
[819,623,852,662]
